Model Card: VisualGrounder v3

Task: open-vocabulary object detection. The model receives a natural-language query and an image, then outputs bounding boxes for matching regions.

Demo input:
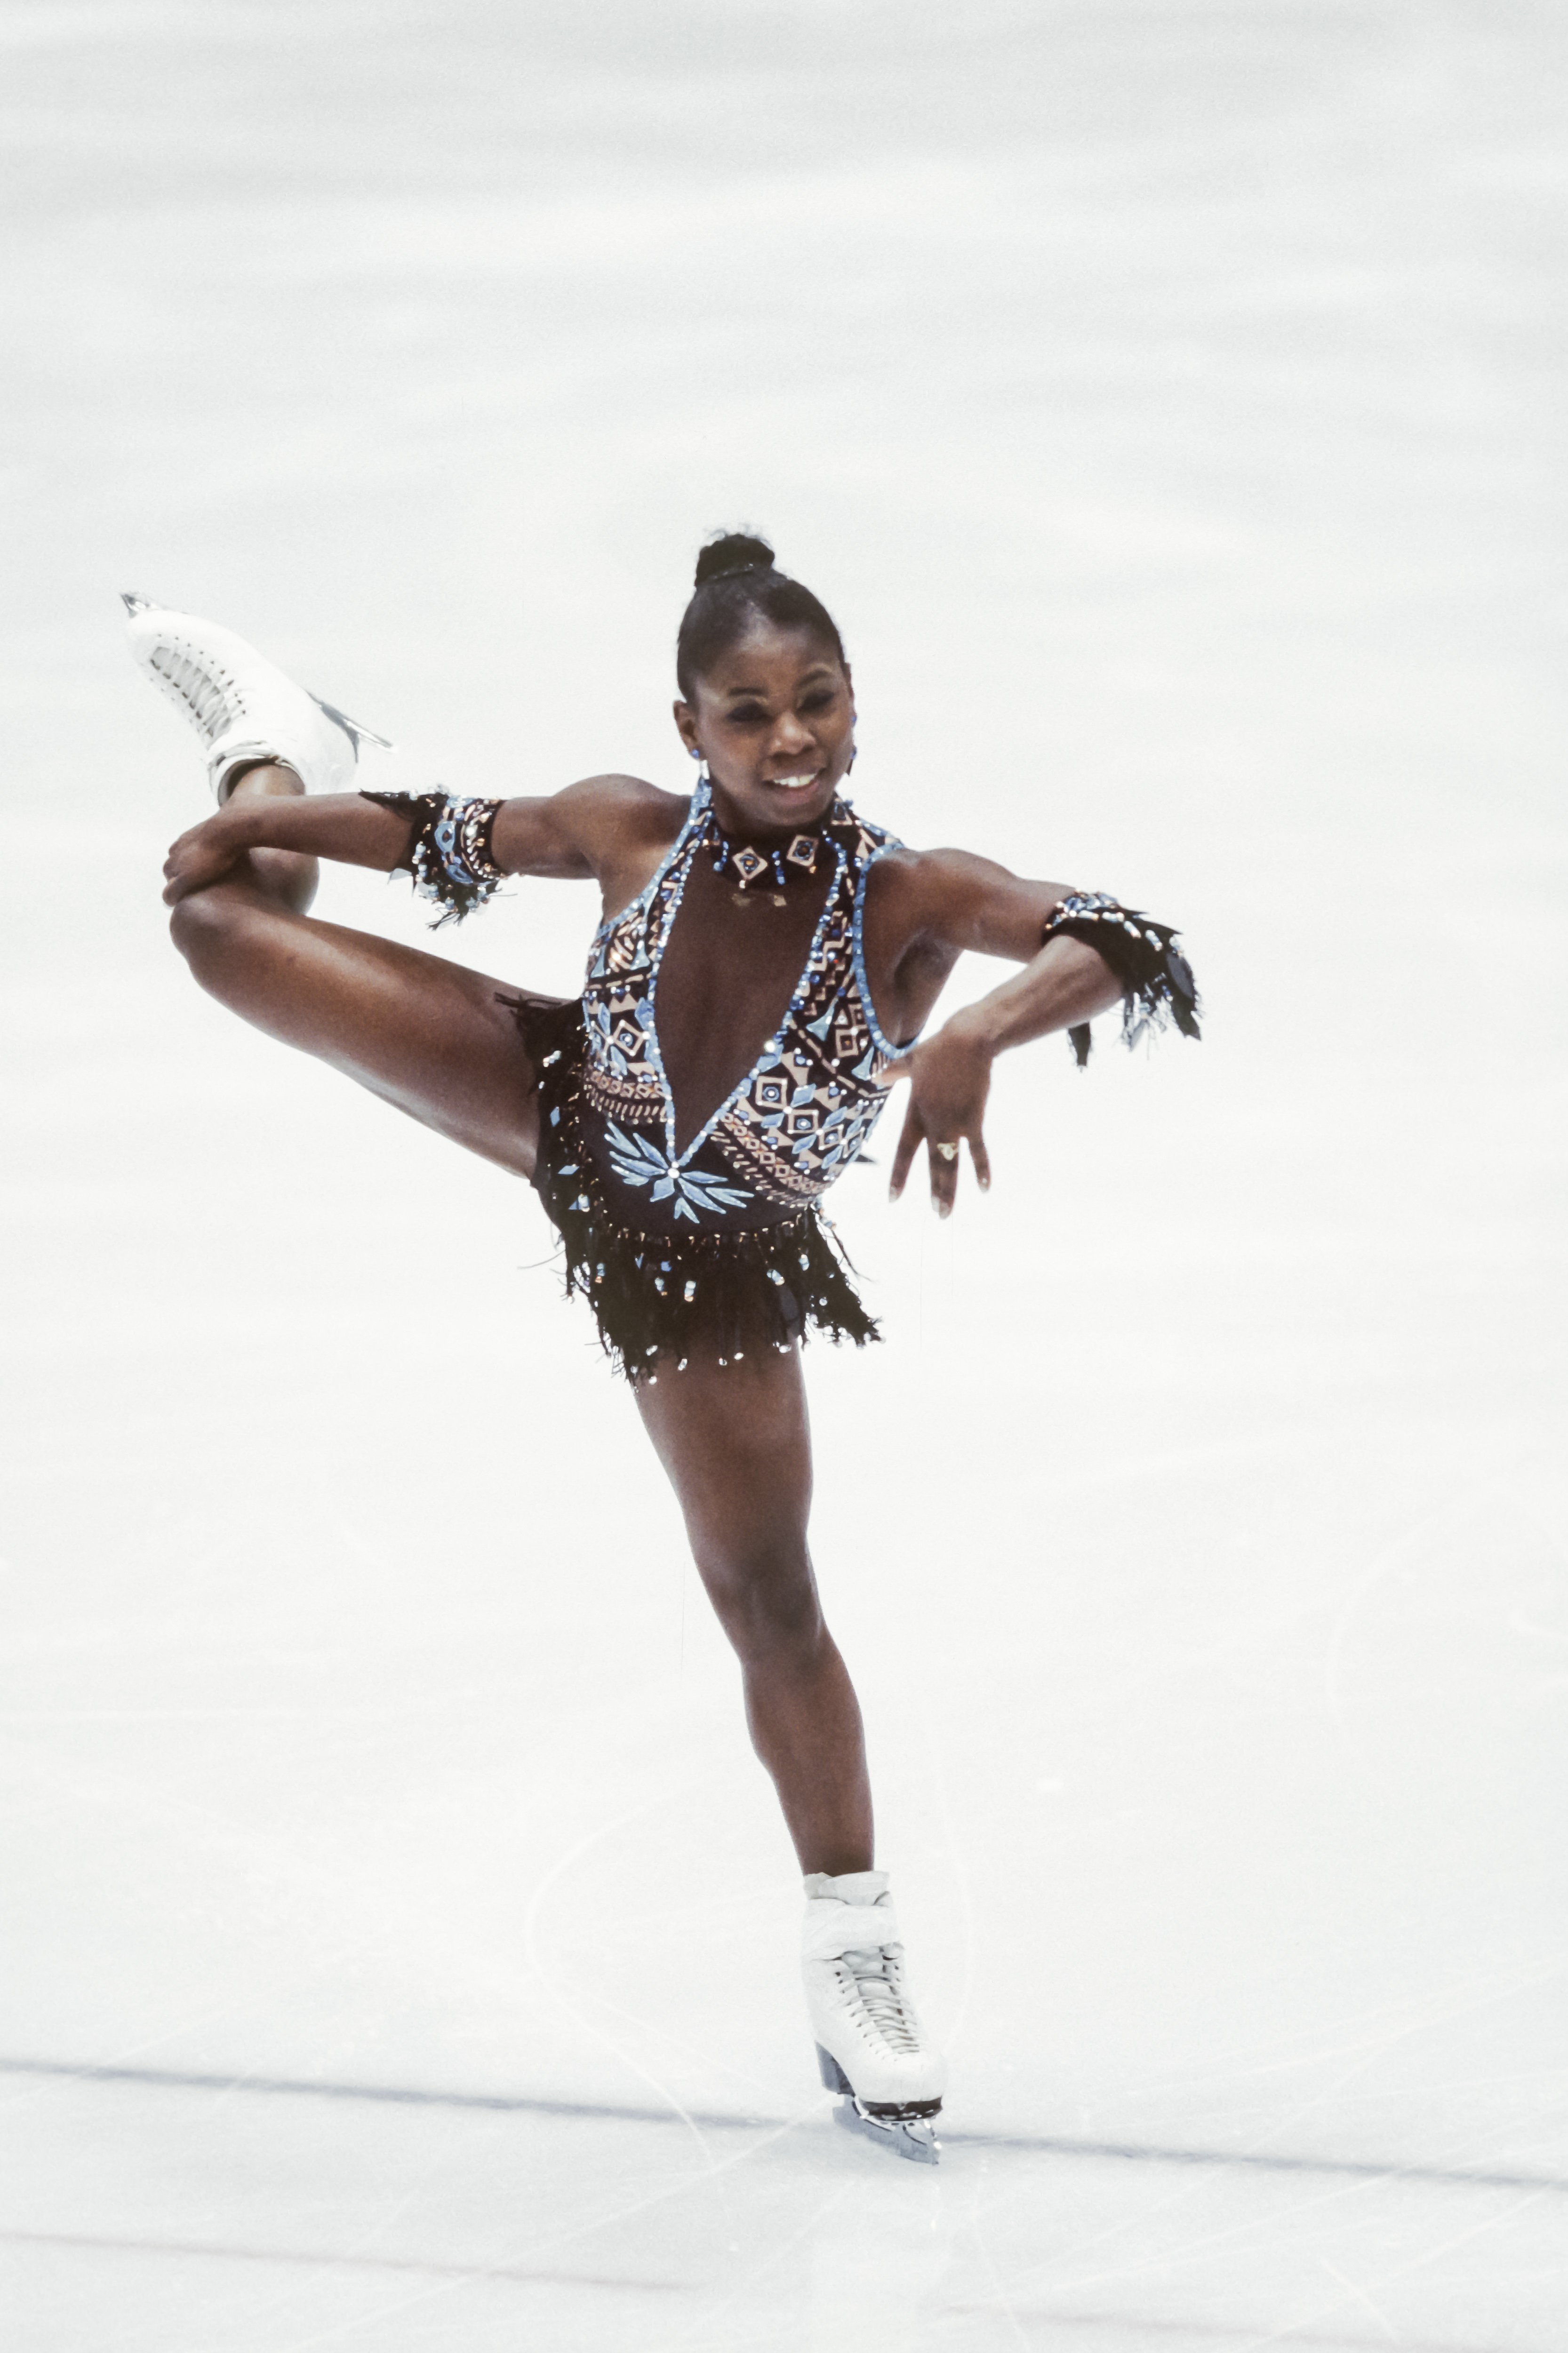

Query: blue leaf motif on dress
[603,1121,753,1224]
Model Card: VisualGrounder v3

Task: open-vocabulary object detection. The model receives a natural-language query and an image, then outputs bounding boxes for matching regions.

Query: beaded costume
[366,780,917,1374]
[364,784,1201,1376]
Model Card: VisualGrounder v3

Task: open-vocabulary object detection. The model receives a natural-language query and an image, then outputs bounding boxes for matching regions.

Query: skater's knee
[169,887,228,965]
[699,1544,823,1666]
[168,886,258,978]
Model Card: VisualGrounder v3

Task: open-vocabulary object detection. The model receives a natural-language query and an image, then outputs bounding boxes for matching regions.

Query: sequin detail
[1043,891,1201,1066]
[500,993,880,1380]
[494,778,913,1375]
[579,777,911,1227]
[360,790,505,925]
[700,804,825,890]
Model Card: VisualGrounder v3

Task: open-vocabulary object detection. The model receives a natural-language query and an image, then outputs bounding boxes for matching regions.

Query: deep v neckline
[575,781,915,1233]
[644,803,849,1165]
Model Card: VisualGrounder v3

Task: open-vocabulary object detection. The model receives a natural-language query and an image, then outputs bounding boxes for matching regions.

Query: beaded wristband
[1042,891,1201,1066]
[361,790,505,926]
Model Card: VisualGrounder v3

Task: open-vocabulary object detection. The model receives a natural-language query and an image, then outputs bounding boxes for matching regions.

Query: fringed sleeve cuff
[360,790,505,926]
[1043,892,1201,1067]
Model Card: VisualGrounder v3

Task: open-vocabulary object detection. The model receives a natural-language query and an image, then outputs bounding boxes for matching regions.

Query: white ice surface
[2,3,1565,2346]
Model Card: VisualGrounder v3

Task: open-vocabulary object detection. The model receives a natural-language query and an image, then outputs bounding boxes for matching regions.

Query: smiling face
[673,621,855,836]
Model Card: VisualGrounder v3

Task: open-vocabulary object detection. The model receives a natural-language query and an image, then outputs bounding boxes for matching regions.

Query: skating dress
[364,777,1201,1375]
[367,776,916,1373]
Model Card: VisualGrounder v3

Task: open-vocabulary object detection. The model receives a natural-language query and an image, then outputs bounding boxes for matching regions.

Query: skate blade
[816,2047,942,2164]
[309,692,394,754]
[832,2099,941,2164]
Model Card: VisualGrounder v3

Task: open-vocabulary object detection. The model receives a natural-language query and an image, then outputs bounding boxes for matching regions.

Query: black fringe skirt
[500,993,880,1379]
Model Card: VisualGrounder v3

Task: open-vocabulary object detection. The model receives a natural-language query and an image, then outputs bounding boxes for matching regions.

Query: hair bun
[694,529,776,588]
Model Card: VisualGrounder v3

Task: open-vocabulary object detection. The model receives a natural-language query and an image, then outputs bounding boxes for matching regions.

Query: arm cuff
[1043,892,1201,1066]
[360,790,504,926]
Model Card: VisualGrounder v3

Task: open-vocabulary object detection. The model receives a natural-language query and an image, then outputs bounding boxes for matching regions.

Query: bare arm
[162,791,419,901]
[487,776,679,892]
[162,775,676,906]
[945,932,1124,1056]
[878,848,1154,1216]
[890,845,1123,1041]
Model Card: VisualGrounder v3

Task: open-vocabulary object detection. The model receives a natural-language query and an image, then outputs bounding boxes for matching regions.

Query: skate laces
[840,1946,921,2053]
[148,644,247,746]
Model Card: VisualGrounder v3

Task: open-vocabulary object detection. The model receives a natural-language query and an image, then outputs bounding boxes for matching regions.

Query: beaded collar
[698,801,830,893]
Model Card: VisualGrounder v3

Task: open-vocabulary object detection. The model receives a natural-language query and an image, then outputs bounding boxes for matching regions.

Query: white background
[2,3,1564,2345]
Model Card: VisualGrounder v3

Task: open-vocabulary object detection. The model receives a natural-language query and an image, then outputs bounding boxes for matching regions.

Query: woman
[132,532,1198,2163]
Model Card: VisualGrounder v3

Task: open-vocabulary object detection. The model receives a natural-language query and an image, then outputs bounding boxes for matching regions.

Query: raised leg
[633,1345,873,1875]
[168,764,542,1173]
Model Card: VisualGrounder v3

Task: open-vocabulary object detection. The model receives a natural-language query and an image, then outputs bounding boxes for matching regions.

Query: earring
[688,745,701,760]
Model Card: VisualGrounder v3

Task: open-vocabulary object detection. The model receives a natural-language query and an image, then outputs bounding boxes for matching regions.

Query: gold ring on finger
[935,1140,959,1161]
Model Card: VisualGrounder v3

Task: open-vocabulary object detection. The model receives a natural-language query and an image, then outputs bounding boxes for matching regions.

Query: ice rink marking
[0,2223,687,2295]
[2,2056,1560,2197]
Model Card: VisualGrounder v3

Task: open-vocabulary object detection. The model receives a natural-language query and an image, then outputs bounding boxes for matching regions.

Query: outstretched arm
[880,848,1193,1216]
[162,775,670,909]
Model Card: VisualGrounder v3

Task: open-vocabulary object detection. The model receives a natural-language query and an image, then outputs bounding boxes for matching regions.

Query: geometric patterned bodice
[577,777,918,1237]
[369,773,1195,1371]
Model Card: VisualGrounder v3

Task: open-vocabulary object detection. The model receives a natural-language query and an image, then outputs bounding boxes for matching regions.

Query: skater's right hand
[162,810,247,902]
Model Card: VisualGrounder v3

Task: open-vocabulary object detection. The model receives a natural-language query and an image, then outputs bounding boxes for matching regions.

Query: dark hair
[676,529,847,697]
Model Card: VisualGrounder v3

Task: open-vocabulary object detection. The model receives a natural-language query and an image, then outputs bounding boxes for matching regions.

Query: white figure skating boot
[122,592,391,801]
[802,1868,945,2163]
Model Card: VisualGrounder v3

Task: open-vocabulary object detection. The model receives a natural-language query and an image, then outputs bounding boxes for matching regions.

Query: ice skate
[802,1869,944,2163]
[122,592,391,802]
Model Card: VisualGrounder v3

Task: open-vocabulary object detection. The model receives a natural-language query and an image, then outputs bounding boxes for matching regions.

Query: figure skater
[131,531,1198,2161]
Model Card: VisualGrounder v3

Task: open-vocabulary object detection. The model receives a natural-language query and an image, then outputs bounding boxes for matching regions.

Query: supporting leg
[632,1345,873,1875]
[638,1349,947,2157]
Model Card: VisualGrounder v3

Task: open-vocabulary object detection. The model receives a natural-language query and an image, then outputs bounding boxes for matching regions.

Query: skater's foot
[802,1869,945,2164]
[122,592,391,802]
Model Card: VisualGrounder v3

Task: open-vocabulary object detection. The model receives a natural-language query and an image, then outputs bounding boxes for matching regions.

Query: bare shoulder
[550,772,687,850]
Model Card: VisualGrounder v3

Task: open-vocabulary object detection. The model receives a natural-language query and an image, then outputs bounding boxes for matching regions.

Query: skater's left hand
[881,1013,993,1217]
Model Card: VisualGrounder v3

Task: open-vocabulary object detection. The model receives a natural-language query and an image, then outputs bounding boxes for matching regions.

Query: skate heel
[816,2043,853,2095]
